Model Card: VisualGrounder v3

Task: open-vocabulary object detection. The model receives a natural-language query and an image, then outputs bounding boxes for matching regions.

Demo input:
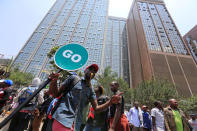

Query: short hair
[110,81,119,87]
[133,101,139,104]
[154,101,160,107]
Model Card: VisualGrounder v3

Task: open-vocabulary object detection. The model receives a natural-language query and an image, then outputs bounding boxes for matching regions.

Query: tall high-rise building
[183,25,197,64]
[103,16,129,81]
[13,0,109,80]
[127,0,197,96]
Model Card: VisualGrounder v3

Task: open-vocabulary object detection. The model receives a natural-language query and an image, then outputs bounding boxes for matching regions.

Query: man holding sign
[49,64,122,131]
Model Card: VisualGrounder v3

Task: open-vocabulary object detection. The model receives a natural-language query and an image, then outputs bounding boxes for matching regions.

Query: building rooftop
[138,0,164,3]
[184,25,197,40]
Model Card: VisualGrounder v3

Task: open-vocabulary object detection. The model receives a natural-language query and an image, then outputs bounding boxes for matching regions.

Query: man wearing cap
[141,105,152,131]
[0,79,13,115]
[49,64,122,131]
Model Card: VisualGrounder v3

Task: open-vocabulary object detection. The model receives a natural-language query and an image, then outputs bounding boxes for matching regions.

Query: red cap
[84,64,99,73]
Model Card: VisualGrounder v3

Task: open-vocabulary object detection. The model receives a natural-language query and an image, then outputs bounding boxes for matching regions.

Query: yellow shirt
[172,110,183,131]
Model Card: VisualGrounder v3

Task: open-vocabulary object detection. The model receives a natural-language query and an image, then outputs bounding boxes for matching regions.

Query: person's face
[158,102,163,108]
[191,115,196,120]
[134,102,139,108]
[110,82,118,92]
[94,87,99,92]
[84,67,96,80]
[171,99,178,108]
[94,87,101,97]
[142,106,145,111]
[144,107,148,112]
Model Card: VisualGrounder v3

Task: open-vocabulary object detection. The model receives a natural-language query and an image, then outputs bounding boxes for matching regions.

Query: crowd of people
[124,100,197,131]
[0,64,197,131]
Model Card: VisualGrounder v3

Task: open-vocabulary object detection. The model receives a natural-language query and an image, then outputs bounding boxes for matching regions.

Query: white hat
[31,77,41,87]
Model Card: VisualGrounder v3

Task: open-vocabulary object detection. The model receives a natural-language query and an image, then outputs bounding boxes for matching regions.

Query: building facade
[183,25,197,64]
[103,16,129,82]
[13,0,109,80]
[127,0,197,96]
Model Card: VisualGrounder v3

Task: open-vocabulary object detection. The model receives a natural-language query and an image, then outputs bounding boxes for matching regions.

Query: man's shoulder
[67,74,80,81]
[151,107,158,111]
[164,106,172,112]
[130,107,135,111]
[164,106,174,116]
[188,119,192,122]
[71,75,81,84]
[62,75,81,86]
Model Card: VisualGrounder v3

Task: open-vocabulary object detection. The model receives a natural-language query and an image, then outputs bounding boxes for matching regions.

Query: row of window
[138,2,188,55]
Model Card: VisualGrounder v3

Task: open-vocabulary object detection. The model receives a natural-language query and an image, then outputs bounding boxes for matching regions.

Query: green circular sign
[54,43,88,71]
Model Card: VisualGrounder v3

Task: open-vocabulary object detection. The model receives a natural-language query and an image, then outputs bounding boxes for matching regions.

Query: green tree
[0,57,13,79]
[117,77,132,104]
[179,95,197,114]
[96,67,117,96]
[131,79,179,108]
[96,67,131,103]
[47,46,60,69]
[8,68,33,88]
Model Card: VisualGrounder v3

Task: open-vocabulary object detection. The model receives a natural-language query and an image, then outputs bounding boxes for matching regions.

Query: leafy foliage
[96,67,117,96]
[179,95,197,114]
[47,46,60,59]
[117,77,132,104]
[0,58,13,79]
[131,79,179,108]
[8,68,33,88]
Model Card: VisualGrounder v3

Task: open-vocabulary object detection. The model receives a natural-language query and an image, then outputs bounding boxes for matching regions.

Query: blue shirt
[142,111,152,129]
[52,75,96,130]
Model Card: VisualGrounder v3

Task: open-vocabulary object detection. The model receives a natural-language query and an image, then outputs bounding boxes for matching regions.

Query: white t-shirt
[151,108,165,130]
[189,119,197,131]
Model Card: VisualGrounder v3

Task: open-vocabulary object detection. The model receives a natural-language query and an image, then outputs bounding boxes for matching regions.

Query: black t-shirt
[87,95,109,127]
[109,96,124,118]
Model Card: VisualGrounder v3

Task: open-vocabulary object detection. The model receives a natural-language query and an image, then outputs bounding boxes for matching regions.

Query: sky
[0,0,196,58]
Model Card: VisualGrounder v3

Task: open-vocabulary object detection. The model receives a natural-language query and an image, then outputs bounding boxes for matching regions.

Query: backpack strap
[49,76,80,117]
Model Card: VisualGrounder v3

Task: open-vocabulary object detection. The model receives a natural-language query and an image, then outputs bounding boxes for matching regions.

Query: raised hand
[48,72,60,81]
[110,92,123,104]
